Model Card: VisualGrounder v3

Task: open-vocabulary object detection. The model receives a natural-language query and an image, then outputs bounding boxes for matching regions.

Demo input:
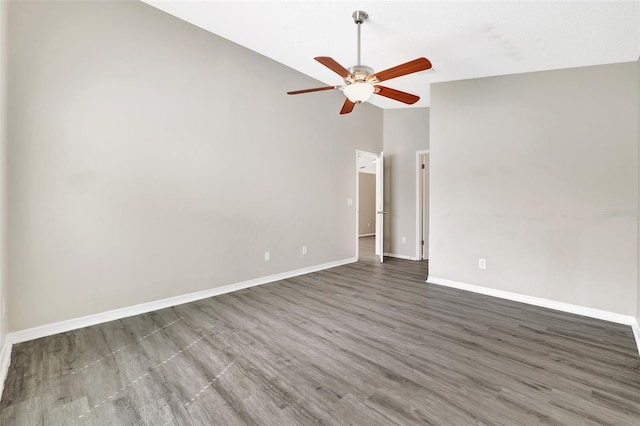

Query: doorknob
[377,211,387,214]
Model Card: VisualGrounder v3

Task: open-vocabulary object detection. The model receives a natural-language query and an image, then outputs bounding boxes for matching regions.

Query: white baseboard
[0,335,11,400]
[427,276,640,356]
[8,257,357,345]
[631,318,640,356]
[359,233,375,237]
[384,252,418,261]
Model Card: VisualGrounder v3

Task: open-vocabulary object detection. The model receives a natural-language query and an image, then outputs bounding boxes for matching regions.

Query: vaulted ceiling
[143,1,640,109]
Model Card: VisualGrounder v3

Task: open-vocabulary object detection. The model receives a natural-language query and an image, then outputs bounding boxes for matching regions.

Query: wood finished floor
[1,237,639,425]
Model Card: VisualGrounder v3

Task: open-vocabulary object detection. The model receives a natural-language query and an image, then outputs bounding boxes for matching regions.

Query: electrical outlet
[479,258,487,270]
[401,236,406,244]
[347,198,353,206]
[302,245,308,255]
[264,251,271,261]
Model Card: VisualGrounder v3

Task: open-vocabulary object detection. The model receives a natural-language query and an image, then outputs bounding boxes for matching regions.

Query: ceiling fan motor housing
[345,65,375,84]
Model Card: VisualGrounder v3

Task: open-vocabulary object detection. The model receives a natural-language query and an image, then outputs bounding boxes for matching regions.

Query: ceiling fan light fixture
[344,82,374,103]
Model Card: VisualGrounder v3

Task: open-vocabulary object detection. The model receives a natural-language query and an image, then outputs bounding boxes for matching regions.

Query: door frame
[356,150,380,260]
[415,150,430,260]
[375,151,384,263]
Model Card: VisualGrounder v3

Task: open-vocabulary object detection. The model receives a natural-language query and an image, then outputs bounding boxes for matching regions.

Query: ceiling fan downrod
[346,10,374,86]
[352,10,368,67]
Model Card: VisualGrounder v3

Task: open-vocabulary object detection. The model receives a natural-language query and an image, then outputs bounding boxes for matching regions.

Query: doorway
[356,150,383,262]
[416,151,430,260]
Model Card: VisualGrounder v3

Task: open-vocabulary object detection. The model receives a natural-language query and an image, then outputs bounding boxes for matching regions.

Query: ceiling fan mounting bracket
[352,10,368,24]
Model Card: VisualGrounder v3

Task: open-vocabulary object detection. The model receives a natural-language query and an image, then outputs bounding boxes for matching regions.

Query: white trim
[359,233,375,237]
[355,150,360,261]
[384,252,418,261]
[428,276,640,356]
[415,150,429,261]
[631,318,640,356]
[376,151,384,263]
[0,336,11,399]
[8,257,357,345]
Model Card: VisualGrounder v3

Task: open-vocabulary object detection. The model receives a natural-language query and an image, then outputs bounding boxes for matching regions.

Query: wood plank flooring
[1,236,639,425]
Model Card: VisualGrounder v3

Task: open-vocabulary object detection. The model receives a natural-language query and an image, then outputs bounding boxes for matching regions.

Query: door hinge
[421,240,425,245]
[421,164,425,169]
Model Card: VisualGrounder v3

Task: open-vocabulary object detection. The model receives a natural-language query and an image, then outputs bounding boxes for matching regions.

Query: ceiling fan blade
[287,86,338,95]
[375,86,420,105]
[315,56,351,78]
[369,57,432,83]
[340,99,355,115]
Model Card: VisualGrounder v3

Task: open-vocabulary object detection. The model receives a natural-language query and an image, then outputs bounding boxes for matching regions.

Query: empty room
[0,0,639,424]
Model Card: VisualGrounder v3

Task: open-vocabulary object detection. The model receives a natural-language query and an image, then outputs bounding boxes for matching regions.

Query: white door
[422,153,430,260]
[375,151,385,263]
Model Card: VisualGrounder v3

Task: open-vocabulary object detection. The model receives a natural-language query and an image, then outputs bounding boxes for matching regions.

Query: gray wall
[430,62,639,315]
[358,172,376,236]
[382,108,429,258]
[8,0,382,331]
[0,0,8,346]
[638,56,640,325]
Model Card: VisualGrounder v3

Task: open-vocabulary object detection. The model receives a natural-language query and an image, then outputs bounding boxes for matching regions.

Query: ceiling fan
[287,10,432,115]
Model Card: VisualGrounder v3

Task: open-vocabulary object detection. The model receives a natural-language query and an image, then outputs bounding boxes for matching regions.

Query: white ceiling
[143,0,640,109]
